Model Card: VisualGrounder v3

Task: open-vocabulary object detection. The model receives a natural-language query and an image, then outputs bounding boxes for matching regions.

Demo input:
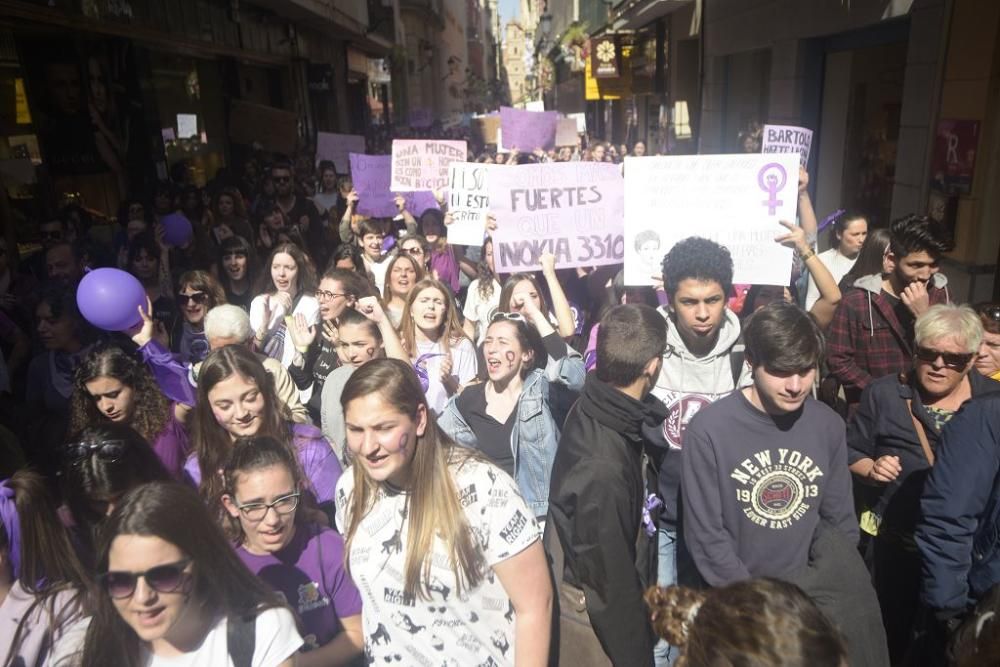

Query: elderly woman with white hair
[846,303,1000,662]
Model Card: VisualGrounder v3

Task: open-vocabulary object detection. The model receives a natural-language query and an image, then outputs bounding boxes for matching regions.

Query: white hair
[204,304,252,342]
[915,303,983,353]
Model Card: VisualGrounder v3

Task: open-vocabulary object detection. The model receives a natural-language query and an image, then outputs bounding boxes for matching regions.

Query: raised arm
[539,253,576,338]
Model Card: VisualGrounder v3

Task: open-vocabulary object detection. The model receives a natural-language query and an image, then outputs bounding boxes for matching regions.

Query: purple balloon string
[642,493,663,537]
[817,208,846,233]
[0,479,20,580]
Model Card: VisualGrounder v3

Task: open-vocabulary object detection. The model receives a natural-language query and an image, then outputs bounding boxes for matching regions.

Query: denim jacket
[439,346,584,517]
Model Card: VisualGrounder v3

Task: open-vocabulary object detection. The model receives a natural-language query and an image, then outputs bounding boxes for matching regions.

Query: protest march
[3,97,999,667]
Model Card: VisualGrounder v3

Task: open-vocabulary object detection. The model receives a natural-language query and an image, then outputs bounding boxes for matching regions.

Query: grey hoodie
[643,307,749,526]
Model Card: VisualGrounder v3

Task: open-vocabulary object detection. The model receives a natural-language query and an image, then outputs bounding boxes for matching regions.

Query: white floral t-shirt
[335,457,540,666]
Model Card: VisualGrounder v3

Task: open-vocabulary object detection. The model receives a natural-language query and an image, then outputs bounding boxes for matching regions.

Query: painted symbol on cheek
[396,433,409,453]
[365,346,375,359]
[505,350,516,369]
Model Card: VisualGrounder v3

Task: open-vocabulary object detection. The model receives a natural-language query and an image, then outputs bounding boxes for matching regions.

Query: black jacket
[547,375,667,666]
[847,370,1000,535]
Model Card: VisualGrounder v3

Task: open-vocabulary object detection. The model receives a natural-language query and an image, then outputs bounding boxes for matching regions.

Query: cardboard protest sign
[499,106,559,151]
[446,162,496,246]
[568,112,587,133]
[624,154,799,286]
[472,115,501,145]
[390,140,467,192]
[555,118,580,147]
[349,153,439,219]
[762,124,813,168]
[490,162,624,272]
[228,100,298,154]
[316,133,365,174]
[525,100,545,111]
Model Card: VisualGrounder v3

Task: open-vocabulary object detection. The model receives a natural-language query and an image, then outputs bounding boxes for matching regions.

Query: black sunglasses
[977,305,1000,322]
[177,292,209,306]
[66,439,127,464]
[914,346,974,369]
[100,558,192,599]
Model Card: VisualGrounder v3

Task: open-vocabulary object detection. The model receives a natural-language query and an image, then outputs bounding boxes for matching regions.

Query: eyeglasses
[233,492,300,521]
[315,290,347,302]
[177,292,209,306]
[914,346,974,370]
[403,246,425,256]
[100,558,192,599]
[490,311,526,324]
[65,439,127,464]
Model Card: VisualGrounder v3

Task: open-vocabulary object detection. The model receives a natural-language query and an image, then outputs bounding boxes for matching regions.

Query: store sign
[585,43,632,101]
[929,119,980,195]
[591,36,620,79]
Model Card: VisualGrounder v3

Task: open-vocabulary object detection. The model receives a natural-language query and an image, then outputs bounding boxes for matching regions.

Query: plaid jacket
[827,273,950,404]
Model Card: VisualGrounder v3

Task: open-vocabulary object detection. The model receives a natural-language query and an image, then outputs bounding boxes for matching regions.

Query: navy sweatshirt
[681,390,858,586]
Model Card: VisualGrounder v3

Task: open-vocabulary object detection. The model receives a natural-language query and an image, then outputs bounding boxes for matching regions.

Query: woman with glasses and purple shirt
[171,270,226,365]
[223,436,364,666]
[0,470,90,667]
[846,303,1000,663]
[68,482,302,667]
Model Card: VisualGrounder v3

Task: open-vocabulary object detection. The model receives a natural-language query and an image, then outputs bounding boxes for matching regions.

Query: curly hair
[661,236,734,300]
[645,579,846,667]
[69,343,170,444]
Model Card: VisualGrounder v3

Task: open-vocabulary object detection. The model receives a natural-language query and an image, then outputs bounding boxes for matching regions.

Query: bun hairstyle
[645,579,847,667]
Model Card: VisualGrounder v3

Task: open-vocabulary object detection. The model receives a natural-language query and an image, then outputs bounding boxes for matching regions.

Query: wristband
[799,248,816,262]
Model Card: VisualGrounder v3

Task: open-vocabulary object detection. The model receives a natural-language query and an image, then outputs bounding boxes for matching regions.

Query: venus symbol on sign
[757,163,788,216]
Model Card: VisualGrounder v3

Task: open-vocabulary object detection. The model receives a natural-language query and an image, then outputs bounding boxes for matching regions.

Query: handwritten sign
[447,163,496,246]
[390,140,467,192]
[499,106,559,151]
[762,124,813,168]
[349,153,439,219]
[490,162,624,272]
[624,154,799,286]
[316,132,365,174]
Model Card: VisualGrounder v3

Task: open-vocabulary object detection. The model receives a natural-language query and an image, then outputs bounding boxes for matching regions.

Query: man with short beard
[827,214,952,409]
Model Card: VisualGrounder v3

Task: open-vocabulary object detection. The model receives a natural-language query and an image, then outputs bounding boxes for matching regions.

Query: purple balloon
[76,268,147,332]
[162,213,193,247]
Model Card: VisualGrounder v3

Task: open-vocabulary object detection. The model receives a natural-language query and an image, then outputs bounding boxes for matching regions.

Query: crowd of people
[1,130,999,667]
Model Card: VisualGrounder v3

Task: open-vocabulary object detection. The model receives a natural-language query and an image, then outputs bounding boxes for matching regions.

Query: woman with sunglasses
[285,268,373,424]
[439,310,584,520]
[382,252,424,328]
[0,470,91,667]
[189,345,341,521]
[974,302,1000,381]
[60,424,172,564]
[69,343,190,479]
[172,270,226,365]
[75,481,302,666]
[399,278,478,414]
[251,243,319,371]
[223,436,363,666]
[846,303,1000,662]
[336,359,552,665]
[215,235,259,313]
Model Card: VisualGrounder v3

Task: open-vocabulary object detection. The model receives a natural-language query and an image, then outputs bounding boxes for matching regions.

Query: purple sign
[348,153,439,218]
[408,108,435,129]
[499,106,559,151]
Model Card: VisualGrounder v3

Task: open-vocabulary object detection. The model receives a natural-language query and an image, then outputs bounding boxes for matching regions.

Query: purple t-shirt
[236,523,362,649]
[184,423,341,505]
[152,406,190,480]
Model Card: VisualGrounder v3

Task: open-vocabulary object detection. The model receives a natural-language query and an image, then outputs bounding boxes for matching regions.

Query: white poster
[762,124,813,168]
[624,154,800,286]
[446,162,495,246]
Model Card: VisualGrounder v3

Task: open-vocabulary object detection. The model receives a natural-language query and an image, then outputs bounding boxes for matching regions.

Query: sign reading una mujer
[349,153,438,219]
[623,153,799,286]
[390,139,467,192]
[490,162,624,272]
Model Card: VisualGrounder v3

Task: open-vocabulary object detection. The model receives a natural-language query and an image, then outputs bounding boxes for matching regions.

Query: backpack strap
[899,373,935,466]
[227,611,257,667]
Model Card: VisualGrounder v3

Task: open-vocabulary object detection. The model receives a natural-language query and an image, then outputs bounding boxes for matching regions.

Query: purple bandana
[0,479,20,579]
[642,493,663,537]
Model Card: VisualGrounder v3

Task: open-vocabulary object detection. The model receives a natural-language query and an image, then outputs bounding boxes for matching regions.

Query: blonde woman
[335,359,552,666]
